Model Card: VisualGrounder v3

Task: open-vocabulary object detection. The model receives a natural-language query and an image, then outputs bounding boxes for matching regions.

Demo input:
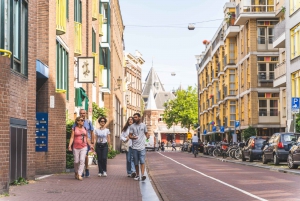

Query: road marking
[158,153,268,201]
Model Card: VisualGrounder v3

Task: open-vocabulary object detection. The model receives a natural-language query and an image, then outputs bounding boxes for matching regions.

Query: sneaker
[131,172,136,178]
[141,175,146,181]
[81,172,84,177]
[127,174,131,177]
[98,173,102,177]
[103,172,107,177]
[134,176,140,181]
[85,169,90,177]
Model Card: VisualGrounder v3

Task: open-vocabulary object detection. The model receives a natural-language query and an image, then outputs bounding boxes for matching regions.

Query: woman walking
[68,117,94,181]
[94,117,111,177]
[120,117,136,177]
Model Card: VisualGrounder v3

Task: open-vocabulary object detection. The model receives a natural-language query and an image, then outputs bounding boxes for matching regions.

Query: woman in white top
[94,117,111,177]
[120,117,136,177]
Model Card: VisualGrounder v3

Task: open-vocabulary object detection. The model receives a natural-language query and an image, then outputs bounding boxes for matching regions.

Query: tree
[242,126,256,141]
[92,102,107,123]
[296,113,300,133]
[163,86,198,131]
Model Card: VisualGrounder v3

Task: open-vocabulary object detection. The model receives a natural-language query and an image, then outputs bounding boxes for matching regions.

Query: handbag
[121,140,129,152]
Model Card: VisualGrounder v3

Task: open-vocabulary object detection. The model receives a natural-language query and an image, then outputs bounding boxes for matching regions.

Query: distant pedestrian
[129,113,149,181]
[72,109,94,177]
[161,141,165,152]
[171,140,176,151]
[192,133,199,153]
[94,117,111,177]
[120,117,136,178]
[68,116,94,181]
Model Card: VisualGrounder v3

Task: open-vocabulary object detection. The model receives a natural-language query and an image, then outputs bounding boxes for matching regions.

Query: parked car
[241,136,269,162]
[203,141,216,155]
[262,133,299,165]
[287,136,300,169]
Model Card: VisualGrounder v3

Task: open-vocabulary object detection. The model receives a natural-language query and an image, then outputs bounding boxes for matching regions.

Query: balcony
[92,0,97,21]
[74,22,82,56]
[98,65,104,86]
[273,20,286,48]
[273,61,286,87]
[224,18,239,39]
[258,112,280,123]
[235,3,276,25]
[258,73,274,82]
[56,0,66,35]
[99,14,104,36]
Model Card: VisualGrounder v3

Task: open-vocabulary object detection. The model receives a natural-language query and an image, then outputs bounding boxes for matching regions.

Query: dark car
[287,136,300,169]
[262,133,299,165]
[241,136,269,162]
[203,141,216,155]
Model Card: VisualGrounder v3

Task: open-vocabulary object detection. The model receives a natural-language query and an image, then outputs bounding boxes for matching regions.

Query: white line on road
[158,152,268,201]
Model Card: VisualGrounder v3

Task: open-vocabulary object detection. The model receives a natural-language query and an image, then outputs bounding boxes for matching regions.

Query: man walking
[72,109,94,177]
[129,113,149,181]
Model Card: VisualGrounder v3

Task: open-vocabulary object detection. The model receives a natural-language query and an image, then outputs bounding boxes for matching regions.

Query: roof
[142,67,165,98]
[154,92,175,110]
[145,89,157,110]
[156,125,188,133]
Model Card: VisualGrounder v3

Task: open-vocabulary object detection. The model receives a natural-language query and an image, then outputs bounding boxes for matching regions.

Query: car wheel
[262,154,268,164]
[287,154,299,169]
[249,152,253,162]
[273,153,280,165]
[241,152,246,161]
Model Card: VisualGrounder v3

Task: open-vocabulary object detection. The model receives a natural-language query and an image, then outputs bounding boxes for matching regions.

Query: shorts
[132,149,146,165]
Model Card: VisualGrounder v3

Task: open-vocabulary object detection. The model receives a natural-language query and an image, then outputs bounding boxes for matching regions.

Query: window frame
[290,23,300,60]
[56,41,69,100]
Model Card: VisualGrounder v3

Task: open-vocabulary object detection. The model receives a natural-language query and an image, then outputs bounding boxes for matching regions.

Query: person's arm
[68,129,75,151]
[144,124,149,139]
[93,130,98,148]
[129,126,137,140]
[90,130,95,144]
[120,131,128,142]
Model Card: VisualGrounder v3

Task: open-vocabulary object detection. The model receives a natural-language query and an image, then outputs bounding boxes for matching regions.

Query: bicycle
[193,145,198,157]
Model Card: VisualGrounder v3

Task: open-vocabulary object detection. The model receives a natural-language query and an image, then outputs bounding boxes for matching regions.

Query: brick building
[0,0,124,193]
[196,0,285,142]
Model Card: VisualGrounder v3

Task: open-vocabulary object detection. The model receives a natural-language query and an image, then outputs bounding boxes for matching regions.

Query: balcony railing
[56,0,66,35]
[274,61,286,79]
[236,4,275,17]
[99,14,104,36]
[74,22,82,55]
[258,73,274,81]
[274,20,285,41]
[92,52,98,77]
[0,49,12,58]
[98,65,104,86]
[92,0,97,21]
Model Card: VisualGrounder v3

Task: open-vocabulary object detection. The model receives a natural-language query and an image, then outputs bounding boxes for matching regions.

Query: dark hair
[98,117,107,124]
[122,117,133,132]
[75,116,83,126]
[133,113,141,117]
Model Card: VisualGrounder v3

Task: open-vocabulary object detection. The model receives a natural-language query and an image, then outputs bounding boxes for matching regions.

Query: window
[74,0,82,23]
[100,46,110,69]
[290,0,300,14]
[291,23,300,59]
[0,0,10,53]
[56,41,69,100]
[257,21,278,50]
[92,28,96,53]
[291,70,300,97]
[230,101,236,127]
[259,96,278,117]
[12,0,28,75]
[229,70,235,95]
[258,60,276,81]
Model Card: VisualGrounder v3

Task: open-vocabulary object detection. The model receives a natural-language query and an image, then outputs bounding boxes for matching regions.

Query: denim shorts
[132,149,146,165]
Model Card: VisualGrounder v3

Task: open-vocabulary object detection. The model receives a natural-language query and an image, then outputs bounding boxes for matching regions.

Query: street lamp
[188,23,195,30]
[114,76,122,91]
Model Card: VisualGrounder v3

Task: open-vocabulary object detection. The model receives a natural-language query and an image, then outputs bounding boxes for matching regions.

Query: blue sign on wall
[235,121,240,128]
[220,126,225,133]
[203,129,207,135]
[212,126,217,132]
[36,113,48,152]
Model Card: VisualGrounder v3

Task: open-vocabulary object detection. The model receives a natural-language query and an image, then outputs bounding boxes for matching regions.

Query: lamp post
[114,76,122,91]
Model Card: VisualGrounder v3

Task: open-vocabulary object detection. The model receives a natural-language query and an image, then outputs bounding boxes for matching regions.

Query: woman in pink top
[68,117,94,180]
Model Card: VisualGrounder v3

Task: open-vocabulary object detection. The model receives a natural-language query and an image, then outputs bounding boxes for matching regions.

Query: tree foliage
[92,102,107,123]
[242,126,256,141]
[163,86,198,131]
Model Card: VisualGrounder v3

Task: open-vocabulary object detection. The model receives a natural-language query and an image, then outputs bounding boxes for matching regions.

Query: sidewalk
[1,153,158,201]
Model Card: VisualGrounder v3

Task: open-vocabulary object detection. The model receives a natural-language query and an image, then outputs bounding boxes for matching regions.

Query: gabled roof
[154,91,175,110]
[145,89,157,110]
[142,67,165,98]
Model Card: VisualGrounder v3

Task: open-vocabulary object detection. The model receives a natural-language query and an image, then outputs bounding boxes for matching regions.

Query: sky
[119,0,228,92]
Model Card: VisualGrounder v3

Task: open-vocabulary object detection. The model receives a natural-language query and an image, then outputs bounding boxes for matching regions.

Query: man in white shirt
[192,134,199,153]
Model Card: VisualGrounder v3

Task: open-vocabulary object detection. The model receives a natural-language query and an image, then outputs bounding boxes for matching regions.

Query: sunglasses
[78,119,84,122]
[100,121,106,123]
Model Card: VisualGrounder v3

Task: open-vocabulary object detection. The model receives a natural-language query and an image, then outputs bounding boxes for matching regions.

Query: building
[124,51,144,118]
[101,0,125,151]
[142,68,188,144]
[0,0,123,192]
[196,0,285,142]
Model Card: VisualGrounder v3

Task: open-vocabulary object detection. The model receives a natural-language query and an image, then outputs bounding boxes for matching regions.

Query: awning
[75,87,89,111]
[36,60,49,79]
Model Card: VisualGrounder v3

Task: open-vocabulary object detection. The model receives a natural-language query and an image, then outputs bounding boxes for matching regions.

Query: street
[146,151,300,201]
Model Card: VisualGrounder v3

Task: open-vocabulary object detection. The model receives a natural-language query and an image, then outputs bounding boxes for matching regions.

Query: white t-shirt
[95,128,110,143]
[129,123,148,151]
[192,135,199,143]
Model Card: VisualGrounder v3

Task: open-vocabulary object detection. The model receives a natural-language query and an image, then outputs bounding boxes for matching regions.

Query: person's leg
[132,149,139,179]
[84,144,90,177]
[130,147,136,173]
[126,151,131,174]
[78,147,87,180]
[102,145,108,174]
[98,147,104,174]
[96,145,102,174]
[73,148,80,178]
[140,149,146,181]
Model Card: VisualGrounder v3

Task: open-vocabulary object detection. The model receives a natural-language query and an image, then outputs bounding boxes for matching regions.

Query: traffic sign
[292,97,300,109]
[292,109,300,114]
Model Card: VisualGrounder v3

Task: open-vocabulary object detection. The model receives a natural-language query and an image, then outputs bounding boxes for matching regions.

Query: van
[145,135,157,151]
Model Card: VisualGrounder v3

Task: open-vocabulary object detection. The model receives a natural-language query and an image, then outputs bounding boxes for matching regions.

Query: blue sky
[119,0,228,91]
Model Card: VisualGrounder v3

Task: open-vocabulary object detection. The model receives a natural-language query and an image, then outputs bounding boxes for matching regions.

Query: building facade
[124,51,144,118]
[197,0,285,142]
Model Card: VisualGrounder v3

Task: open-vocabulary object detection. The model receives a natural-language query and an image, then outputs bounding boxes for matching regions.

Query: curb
[198,154,300,176]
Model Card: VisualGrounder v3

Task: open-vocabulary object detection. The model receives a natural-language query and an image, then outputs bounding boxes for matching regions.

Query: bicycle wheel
[213,149,220,157]
[235,148,242,160]
[229,148,237,159]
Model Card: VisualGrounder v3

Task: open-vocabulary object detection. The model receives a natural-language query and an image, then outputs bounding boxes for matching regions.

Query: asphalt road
[146,151,300,201]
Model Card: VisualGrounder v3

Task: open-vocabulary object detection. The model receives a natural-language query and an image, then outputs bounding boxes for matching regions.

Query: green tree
[296,113,300,133]
[163,86,198,131]
[242,126,256,141]
[92,102,107,123]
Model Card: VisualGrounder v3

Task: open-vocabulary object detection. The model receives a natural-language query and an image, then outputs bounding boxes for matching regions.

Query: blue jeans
[132,149,146,165]
[192,142,199,153]
[126,147,136,174]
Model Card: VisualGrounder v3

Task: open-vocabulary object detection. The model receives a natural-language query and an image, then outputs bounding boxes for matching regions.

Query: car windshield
[255,139,266,149]
[282,134,296,142]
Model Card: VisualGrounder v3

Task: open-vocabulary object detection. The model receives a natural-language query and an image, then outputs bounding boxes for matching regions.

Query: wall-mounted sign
[36,113,48,152]
[77,57,95,83]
